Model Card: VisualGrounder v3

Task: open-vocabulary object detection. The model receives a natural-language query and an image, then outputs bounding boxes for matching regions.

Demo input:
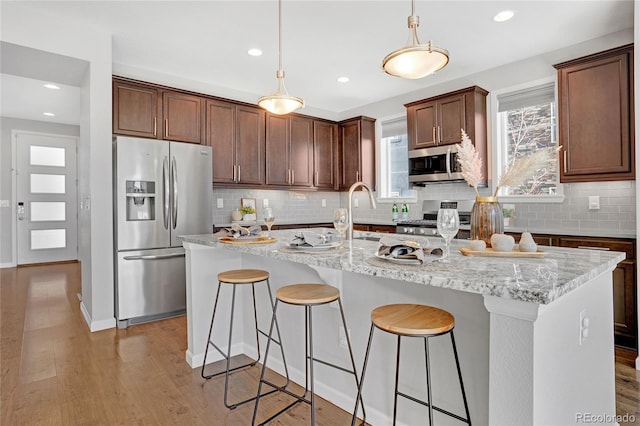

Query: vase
[471,196,503,246]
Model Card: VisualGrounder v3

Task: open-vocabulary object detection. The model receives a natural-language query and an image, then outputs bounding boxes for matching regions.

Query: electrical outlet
[354,198,359,208]
[339,326,350,349]
[263,198,269,207]
[588,196,600,210]
[579,309,589,345]
[321,199,326,207]
[216,198,224,208]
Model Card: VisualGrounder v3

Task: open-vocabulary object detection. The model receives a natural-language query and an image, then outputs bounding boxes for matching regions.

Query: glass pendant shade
[383,7,449,79]
[258,70,304,115]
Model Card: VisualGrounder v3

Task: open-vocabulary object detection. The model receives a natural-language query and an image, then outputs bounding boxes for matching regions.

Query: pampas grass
[493,147,560,197]
[456,129,483,196]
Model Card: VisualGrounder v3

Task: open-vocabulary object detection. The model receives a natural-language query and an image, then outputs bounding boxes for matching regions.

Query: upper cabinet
[313,120,339,190]
[406,86,488,150]
[113,77,204,144]
[554,44,635,182]
[339,116,376,190]
[266,114,314,188]
[206,99,265,186]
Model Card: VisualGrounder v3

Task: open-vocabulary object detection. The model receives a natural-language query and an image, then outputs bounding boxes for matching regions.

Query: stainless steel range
[396,200,472,237]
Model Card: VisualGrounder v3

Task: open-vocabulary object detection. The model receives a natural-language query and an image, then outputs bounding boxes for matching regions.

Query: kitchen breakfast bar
[181,229,625,425]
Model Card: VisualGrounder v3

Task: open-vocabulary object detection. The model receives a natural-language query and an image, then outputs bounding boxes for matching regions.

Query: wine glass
[263,207,275,237]
[437,208,460,262]
[333,208,349,239]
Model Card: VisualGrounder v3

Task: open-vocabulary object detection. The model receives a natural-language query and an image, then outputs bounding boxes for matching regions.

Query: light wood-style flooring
[1,262,639,425]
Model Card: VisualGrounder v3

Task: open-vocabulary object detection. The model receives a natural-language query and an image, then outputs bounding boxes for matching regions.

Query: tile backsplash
[213,180,636,236]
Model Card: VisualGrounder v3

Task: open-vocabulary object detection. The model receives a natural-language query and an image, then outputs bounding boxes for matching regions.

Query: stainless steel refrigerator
[113,136,212,328]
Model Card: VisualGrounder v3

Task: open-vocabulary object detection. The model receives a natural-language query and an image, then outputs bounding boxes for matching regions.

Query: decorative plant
[240,205,256,215]
[502,208,515,218]
[455,129,483,197]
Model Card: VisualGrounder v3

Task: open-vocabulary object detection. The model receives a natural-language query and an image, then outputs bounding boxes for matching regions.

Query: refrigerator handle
[171,156,178,229]
[162,156,170,230]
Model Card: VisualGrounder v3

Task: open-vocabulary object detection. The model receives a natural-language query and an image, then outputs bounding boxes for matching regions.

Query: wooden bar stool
[201,269,289,409]
[352,304,471,426]
[252,284,366,426]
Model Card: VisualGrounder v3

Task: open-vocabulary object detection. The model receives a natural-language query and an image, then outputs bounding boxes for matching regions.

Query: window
[378,116,416,201]
[494,81,562,200]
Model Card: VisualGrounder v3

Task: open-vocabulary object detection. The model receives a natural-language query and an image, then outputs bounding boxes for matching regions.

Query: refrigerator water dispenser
[126,180,155,221]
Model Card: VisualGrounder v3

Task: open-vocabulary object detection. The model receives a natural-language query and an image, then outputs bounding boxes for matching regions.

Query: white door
[16,131,78,265]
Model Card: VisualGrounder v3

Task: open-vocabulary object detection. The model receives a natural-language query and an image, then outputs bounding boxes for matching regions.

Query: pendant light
[382,0,449,79]
[258,0,304,115]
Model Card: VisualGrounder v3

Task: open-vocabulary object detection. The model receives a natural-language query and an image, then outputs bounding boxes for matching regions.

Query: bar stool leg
[201,281,223,380]
[351,323,375,426]
[393,335,401,426]
[222,284,238,408]
[451,331,472,425]
[338,299,366,425]
[308,305,316,426]
[265,280,290,388]
[424,337,434,426]
[252,299,279,426]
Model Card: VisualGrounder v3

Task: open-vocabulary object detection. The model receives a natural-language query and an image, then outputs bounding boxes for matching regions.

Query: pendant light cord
[278,0,282,72]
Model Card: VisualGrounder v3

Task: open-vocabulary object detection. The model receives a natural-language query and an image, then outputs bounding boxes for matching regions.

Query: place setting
[215,208,279,245]
[279,208,349,254]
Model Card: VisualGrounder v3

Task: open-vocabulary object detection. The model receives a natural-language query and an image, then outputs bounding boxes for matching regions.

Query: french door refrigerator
[113,136,212,327]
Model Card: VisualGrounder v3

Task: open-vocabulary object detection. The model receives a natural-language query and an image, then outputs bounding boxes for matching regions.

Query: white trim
[1,262,16,269]
[489,76,562,202]
[375,197,418,204]
[80,300,116,331]
[376,113,418,202]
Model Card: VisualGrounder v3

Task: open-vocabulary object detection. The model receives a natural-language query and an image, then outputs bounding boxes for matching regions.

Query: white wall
[0,3,115,331]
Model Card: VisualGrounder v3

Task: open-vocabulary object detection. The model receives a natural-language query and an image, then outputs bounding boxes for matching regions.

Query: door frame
[10,129,79,267]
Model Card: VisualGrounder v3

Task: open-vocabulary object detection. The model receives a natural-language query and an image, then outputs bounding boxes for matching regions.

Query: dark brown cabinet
[162,91,203,144]
[339,116,376,190]
[206,99,265,186]
[266,114,314,188]
[557,236,637,350]
[554,44,635,182]
[113,79,161,139]
[313,120,338,190]
[406,86,488,150]
[113,77,204,144]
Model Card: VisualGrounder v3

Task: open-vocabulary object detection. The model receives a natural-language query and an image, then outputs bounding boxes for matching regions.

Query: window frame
[489,77,565,204]
[375,114,418,204]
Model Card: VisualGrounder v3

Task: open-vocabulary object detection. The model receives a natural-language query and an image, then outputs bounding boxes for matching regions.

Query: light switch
[321,199,326,207]
[216,198,224,208]
[588,196,600,210]
[0,200,9,208]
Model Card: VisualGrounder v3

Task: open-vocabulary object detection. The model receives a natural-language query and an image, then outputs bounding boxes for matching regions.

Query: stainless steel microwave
[408,145,464,184]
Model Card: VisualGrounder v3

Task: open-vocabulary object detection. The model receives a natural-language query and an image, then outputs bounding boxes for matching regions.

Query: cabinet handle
[165,119,169,137]
[314,170,318,186]
[563,151,568,173]
[548,238,553,246]
[291,169,294,184]
[432,126,436,143]
[577,246,610,251]
[232,165,236,182]
[237,165,240,182]
[437,126,441,144]
[153,117,157,137]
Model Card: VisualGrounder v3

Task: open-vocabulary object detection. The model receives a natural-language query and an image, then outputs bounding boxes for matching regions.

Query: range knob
[417,228,426,235]
[405,227,415,234]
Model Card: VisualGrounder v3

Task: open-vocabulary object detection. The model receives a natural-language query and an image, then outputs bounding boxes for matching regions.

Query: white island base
[183,234,619,426]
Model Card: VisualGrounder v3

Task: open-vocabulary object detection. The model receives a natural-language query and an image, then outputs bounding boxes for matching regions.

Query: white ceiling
[0,1,634,125]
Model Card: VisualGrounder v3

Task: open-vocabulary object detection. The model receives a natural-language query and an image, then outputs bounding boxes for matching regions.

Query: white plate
[286,240,343,251]
[374,252,422,265]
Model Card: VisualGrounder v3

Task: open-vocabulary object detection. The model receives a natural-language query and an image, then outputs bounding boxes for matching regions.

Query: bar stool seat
[252,283,365,426]
[201,269,288,410]
[353,304,471,425]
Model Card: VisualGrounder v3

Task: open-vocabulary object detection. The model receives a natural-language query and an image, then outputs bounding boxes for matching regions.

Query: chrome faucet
[346,181,377,240]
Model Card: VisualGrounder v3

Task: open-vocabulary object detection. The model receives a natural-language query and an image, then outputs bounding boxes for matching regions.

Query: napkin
[289,231,338,247]
[376,235,443,264]
[215,223,262,239]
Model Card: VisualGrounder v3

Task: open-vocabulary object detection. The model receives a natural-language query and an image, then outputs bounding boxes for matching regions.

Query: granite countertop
[181,228,625,305]
[215,218,398,228]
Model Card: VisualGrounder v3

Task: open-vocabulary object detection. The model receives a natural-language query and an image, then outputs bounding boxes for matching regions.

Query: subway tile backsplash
[213,180,636,236]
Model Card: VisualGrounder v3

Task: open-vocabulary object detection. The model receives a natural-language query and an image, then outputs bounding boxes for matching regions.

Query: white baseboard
[187,342,245,369]
[80,301,116,332]
[1,262,16,269]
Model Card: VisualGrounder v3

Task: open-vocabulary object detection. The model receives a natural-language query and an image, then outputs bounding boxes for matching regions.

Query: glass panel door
[16,132,78,265]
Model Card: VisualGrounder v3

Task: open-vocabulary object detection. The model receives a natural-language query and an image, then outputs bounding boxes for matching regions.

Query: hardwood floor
[1,262,639,425]
[0,263,358,425]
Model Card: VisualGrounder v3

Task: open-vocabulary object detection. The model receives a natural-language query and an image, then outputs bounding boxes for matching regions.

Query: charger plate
[219,237,277,245]
[459,247,546,258]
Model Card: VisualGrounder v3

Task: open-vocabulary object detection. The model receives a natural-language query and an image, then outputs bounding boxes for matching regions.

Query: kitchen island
[182,229,624,425]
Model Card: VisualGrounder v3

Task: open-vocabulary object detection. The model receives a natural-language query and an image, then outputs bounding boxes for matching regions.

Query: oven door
[395,225,440,237]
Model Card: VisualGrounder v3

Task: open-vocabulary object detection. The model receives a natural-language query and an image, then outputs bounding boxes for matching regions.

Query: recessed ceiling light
[248,48,263,57]
[43,112,55,117]
[337,77,350,83]
[43,83,60,90]
[493,10,514,22]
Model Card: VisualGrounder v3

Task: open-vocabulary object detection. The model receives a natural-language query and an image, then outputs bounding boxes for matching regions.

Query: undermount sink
[353,236,381,242]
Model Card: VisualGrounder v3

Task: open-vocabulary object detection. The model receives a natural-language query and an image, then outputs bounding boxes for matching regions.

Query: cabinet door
[438,94,465,145]
[163,91,203,144]
[265,114,290,186]
[235,105,265,185]
[359,118,376,190]
[113,80,160,139]
[407,101,438,149]
[340,120,361,189]
[613,261,637,348]
[206,100,236,184]
[313,121,337,190]
[557,46,634,182]
[289,116,314,187]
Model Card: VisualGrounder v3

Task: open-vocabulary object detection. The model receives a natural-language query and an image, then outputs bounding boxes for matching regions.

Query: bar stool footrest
[397,391,471,424]
[202,356,258,380]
